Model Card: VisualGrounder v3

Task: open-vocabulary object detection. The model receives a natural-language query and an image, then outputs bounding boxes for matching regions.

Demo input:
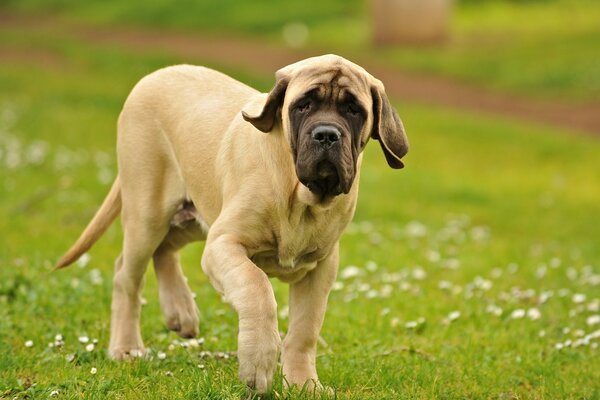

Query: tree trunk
[371,0,453,45]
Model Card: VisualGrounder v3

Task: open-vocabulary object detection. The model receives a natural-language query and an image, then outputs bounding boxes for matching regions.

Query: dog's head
[242,54,408,201]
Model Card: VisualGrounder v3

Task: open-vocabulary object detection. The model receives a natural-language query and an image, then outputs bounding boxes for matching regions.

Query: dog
[56,54,408,393]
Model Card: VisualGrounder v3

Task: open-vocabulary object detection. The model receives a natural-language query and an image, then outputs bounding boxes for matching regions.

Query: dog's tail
[54,177,122,270]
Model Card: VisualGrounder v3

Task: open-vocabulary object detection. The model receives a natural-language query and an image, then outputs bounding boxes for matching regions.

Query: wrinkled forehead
[285,63,373,106]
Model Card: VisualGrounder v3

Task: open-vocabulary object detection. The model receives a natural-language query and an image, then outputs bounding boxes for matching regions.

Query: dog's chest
[251,211,342,282]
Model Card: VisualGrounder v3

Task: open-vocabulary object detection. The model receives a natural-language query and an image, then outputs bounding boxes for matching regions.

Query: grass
[3,0,600,101]
[1,18,600,400]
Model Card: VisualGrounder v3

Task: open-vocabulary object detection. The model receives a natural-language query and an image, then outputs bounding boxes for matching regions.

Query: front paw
[285,379,334,396]
[238,329,281,393]
[108,346,147,360]
[282,351,332,395]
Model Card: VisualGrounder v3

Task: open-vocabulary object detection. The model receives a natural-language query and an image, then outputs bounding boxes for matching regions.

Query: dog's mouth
[300,160,343,200]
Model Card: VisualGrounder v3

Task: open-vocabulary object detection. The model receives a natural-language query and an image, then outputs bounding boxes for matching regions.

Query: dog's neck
[291,175,359,216]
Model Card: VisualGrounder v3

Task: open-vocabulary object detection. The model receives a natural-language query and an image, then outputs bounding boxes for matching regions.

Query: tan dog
[56,54,408,393]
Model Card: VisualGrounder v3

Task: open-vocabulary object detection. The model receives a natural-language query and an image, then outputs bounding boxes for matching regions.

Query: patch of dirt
[2,11,599,136]
[0,45,64,69]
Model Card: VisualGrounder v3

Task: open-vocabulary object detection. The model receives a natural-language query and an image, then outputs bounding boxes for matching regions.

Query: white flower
[438,280,453,290]
[474,276,492,291]
[510,309,526,319]
[405,321,418,329]
[25,340,33,348]
[380,284,393,297]
[332,281,344,291]
[86,343,95,352]
[490,268,503,279]
[470,226,490,242]
[539,291,553,304]
[157,351,167,360]
[90,367,97,375]
[412,267,427,280]
[50,390,59,397]
[278,305,289,319]
[77,253,91,268]
[89,269,103,285]
[535,265,547,279]
[357,283,371,292]
[405,221,427,238]
[527,308,541,320]
[340,265,362,279]
[554,343,564,350]
[572,293,587,304]
[78,336,89,343]
[442,258,461,270]
[447,311,461,321]
[586,315,600,326]
[129,349,144,358]
[485,304,503,316]
[365,261,378,272]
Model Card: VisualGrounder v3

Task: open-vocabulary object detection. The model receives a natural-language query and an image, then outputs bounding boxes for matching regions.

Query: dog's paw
[285,379,333,396]
[238,329,281,393]
[108,346,148,361]
[160,289,200,338]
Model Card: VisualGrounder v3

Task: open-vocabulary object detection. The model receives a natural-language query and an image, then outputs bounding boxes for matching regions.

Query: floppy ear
[242,78,288,133]
[371,85,409,169]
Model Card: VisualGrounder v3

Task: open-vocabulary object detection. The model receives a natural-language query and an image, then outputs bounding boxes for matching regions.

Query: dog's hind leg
[153,215,207,339]
[109,204,170,359]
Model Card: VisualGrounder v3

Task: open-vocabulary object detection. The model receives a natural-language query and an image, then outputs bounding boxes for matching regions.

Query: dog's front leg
[202,233,280,394]
[282,243,338,391]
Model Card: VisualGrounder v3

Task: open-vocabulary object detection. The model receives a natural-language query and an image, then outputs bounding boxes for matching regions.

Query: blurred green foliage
[3,0,600,101]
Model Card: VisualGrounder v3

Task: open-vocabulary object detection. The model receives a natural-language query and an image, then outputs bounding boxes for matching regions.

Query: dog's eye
[346,103,361,116]
[297,102,311,113]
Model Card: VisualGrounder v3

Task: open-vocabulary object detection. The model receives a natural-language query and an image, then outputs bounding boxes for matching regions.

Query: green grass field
[1,7,600,400]
[4,0,600,101]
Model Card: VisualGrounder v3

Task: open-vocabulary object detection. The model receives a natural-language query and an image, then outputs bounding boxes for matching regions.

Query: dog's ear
[242,77,289,133]
[370,83,409,169]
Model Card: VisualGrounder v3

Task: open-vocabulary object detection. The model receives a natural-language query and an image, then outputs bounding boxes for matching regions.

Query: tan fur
[56,55,408,393]
[54,177,121,269]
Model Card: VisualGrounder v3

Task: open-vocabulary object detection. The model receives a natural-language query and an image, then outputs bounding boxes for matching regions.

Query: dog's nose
[311,126,341,148]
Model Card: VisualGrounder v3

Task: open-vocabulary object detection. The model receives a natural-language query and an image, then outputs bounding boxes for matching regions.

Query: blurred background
[1,0,599,398]
[3,0,600,102]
